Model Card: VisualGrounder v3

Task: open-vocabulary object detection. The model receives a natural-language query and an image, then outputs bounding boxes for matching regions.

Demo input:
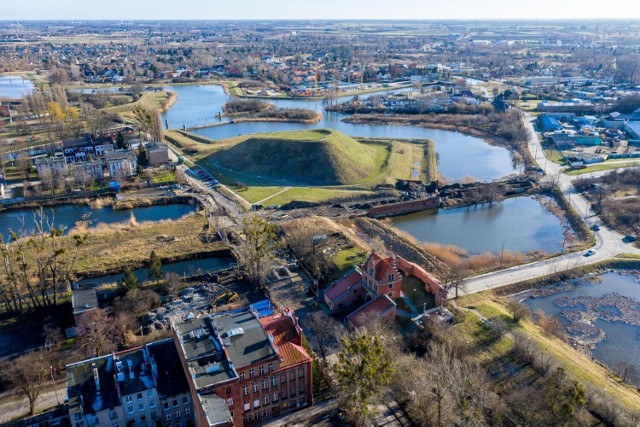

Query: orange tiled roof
[259,315,311,368]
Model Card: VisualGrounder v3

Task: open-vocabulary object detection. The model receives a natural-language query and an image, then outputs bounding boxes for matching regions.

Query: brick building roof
[259,313,311,368]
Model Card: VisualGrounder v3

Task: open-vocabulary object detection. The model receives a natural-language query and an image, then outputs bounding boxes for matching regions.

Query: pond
[524,272,640,385]
[0,75,34,99]
[389,196,565,254]
[161,84,519,181]
[76,255,236,286]
[0,203,195,241]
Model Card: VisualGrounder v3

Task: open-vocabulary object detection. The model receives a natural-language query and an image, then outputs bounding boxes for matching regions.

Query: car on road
[623,235,637,243]
[591,224,600,231]
[584,249,596,257]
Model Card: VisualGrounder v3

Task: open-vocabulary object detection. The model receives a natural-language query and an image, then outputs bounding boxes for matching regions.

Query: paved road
[460,113,640,296]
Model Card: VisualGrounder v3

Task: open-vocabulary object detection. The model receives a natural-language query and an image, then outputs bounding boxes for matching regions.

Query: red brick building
[324,252,447,327]
[173,307,312,427]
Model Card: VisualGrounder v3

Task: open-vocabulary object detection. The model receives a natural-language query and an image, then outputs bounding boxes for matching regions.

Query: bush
[506,299,530,322]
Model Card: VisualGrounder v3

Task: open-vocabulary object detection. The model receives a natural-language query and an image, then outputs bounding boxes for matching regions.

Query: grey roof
[113,348,156,397]
[66,355,120,416]
[199,394,233,427]
[72,286,98,316]
[146,340,190,398]
[213,311,277,369]
[174,317,237,388]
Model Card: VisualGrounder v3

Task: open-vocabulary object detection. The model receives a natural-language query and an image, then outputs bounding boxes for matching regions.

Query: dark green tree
[120,269,139,292]
[148,251,163,284]
[137,144,148,167]
[334,333,392,423]
[115,132,127,149]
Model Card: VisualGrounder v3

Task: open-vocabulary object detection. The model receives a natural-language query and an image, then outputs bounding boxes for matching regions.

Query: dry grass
[67,213,227,276]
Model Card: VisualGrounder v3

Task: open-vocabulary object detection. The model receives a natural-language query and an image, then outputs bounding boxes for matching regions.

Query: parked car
[591,224,600,231]
[623,235,637,243]
[584,249,596,257]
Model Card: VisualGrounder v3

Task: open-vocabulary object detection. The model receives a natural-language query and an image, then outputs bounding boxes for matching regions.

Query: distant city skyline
[3,0,640,21]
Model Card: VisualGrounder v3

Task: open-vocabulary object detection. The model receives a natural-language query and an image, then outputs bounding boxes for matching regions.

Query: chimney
[92,363,101,394]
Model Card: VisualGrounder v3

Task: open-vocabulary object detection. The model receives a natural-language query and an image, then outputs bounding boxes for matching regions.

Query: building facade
[172,307,313,427]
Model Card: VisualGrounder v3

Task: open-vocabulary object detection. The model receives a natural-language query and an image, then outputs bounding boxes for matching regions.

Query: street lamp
[500,238,510,268]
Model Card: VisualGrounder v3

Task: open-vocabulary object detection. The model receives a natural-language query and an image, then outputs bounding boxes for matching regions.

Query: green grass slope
[206,129,376,186]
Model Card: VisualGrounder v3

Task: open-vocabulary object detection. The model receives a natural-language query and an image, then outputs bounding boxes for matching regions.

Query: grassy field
[105,91,171,115]
[67,213,226,276]
[456,294,640,414]
[565,161,640,176]
[166,128,436,206]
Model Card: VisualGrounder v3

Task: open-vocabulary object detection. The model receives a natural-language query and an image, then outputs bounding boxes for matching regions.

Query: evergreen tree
[120,269,139,291]
[334,333,392,423]
[116,132,127,149]
[148,251,163,283]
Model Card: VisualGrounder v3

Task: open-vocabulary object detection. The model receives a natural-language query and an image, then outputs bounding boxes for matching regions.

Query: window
[259,365,264,375]
[268,362,274,372]
[127,406,134,415]
[173,399,179,407]
[111,423,120,427]
[147,390,154,398]
[174,411,180,418]
[249,368,255,378]
[289,371,295,381]
[263,408,271,417]
[165,414,171,421]
[239,371,245,380]
[298,368,304,378]
[273,392,278,402]
[388,274,394,281]
[262,379,268,390]
[263,395,270,405]
[280,374,286,384]
[109,411,118,420]
[253,399,260,408]
[389,283,393,289]
[138,403,145,412]
[149,401,156,409]
[244,402,250,412]
[226,386,231,395]
[184,408,190,415]
[137,393,143,400]
[253,382,258,393]
[125,396,133,404]
[243,385,248,396]
[271,376,277,387]
[163,402,169,410]
[182,396,189,404]
[226,397,233,406]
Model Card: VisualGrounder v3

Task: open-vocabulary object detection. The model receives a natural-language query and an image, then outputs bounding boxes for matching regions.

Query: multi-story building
[106,150,138,179]
[63,135,114,164]
[35,155,68,177]
[172,307,313,427]
[66,340,194,427]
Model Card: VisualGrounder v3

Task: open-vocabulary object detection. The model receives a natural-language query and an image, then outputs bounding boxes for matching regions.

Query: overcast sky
[3,0,639,20]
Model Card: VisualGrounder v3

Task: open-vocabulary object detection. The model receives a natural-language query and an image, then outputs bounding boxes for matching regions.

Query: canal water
[0,75,34,99]
[0,203,195,241]
[76,256,235,286]
[390,196,565,254]
[524,272,640,385]
[161,84,519,181]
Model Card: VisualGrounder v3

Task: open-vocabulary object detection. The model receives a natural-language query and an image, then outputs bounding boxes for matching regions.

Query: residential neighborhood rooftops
[71,285,98,316]
[113,347,156,397]
[147,340,190,398]
[346,294,397,329]
[259,311,310,368]
[323,269,361,301]
[66,354,120,416]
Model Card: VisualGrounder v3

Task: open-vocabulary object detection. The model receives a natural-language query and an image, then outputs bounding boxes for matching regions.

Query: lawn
[565,161,640,176]
[262,187,374,207]
[234,186,285,204]
[331,246,366,280]
[150,170,177,185]
[401,275,435,310]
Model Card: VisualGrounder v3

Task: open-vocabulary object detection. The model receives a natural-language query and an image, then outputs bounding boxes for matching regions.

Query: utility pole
[50,366,60,405]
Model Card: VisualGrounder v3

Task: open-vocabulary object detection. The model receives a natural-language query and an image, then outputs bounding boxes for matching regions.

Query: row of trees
[0,210,87,313]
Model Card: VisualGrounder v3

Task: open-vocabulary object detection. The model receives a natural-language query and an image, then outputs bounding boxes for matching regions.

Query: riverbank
[342,111,532,166]
[159,90,177,113]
